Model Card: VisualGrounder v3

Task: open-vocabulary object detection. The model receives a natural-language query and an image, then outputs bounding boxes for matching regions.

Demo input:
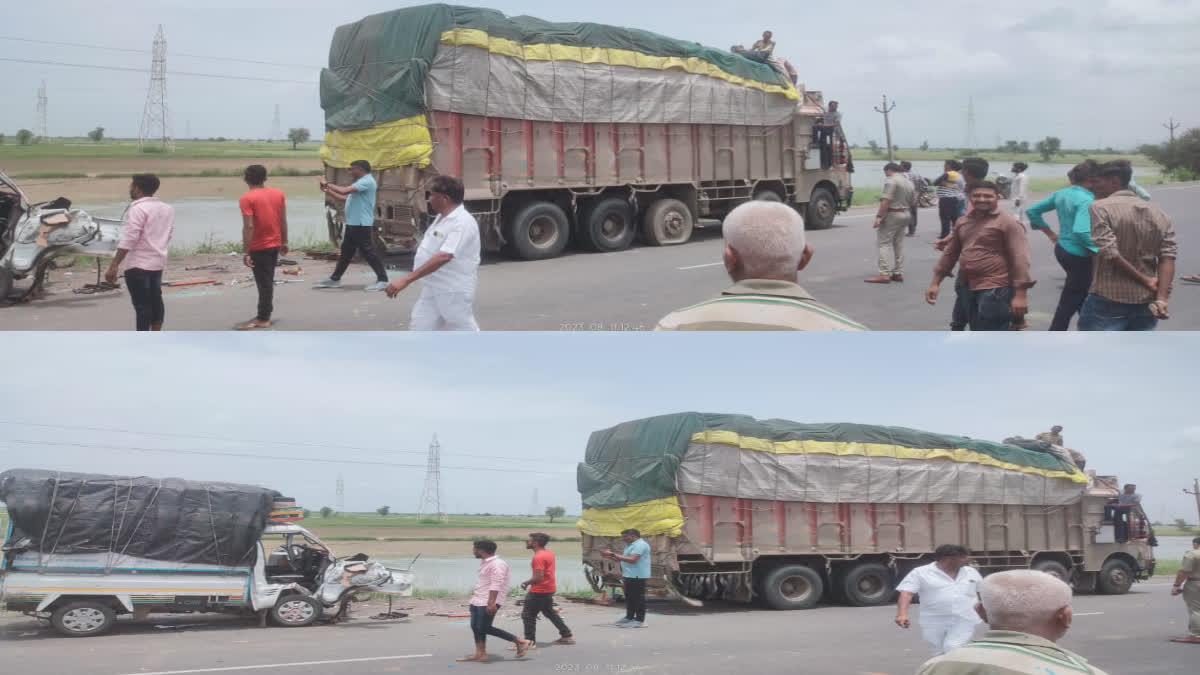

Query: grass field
[1153,526,1198,537]
[0,138,322,161]
[305,513,579,530]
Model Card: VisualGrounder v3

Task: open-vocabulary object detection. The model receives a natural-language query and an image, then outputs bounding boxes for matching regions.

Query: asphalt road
[3,183,1198,331]
[0,581,1193,674]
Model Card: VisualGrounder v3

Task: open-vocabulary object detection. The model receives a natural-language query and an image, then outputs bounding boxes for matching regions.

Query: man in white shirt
[895,544,984,656]
[1010,162,1030,225]
[385,175,482,330]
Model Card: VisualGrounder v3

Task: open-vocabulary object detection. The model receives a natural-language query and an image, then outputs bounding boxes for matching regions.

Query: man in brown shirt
[1078,160,1176,331]
[926,182,1032,330]
[866,163,915,284]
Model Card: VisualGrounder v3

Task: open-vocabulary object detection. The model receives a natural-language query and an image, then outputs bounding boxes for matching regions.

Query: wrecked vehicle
[0,469,414,637]
[0,171,123,302]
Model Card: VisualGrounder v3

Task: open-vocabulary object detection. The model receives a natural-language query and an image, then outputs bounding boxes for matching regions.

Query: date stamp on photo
[560,322,648,331]
[554,665,641,673]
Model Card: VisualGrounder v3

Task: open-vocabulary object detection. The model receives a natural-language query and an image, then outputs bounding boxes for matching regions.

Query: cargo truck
[319,5,852,261]
[576,414,1155,610]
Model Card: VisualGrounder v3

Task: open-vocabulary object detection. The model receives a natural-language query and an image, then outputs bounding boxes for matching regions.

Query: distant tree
[919,140,929,151]
[1174,518,1192,532]
[1001,140,1022,153]
[892,144,899,151]
[320,506,334,518]
[302,509,312,518]
[0,133,5,145]
[1142,129,1200,180]
[1035,136,1062,161]
[287,127,311,150]
[16,129,34,145]
[545,506,566,523]
[1018,141,1030,153]
[87,126,105,142]
[867,140,882,156]
[377,505,391,517]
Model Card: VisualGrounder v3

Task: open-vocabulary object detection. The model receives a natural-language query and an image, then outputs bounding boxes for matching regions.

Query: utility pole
[874,94,896,162]
[35,81,48,141]
[271,104,282,142]
[138,25,174,152]
[966,96,977,151]
[1185,478,1200,525]
[418,435,446,522]
[1163,117,1180,142]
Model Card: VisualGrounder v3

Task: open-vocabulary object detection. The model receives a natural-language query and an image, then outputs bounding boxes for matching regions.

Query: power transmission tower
[1186,478,1200,524]
[271,104,281,141]
[35,81,48,140]
[417,435,446,521]
[1164,117,1180,142]
[138,25,174,152]
[966,96,977,151]
[530,488,539,516]
[335,474,345,512]
[874,94,896,162]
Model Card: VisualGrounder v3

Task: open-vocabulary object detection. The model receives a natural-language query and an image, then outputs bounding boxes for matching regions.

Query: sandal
[234,319,272,330]
[515,640,532,657]
[1181,275,1200,284]
[552,637,576,645]
[1170,636,1200,643]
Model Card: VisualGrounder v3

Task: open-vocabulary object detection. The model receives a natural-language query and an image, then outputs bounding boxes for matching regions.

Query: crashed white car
[0,170,123,302]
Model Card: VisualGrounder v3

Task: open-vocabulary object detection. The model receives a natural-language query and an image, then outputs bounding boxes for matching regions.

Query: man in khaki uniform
[865,162,915,284]
[656,201,866,331]
[1170,536,1200,643]
[1035,426,1064,447]
[917,570,1109,675]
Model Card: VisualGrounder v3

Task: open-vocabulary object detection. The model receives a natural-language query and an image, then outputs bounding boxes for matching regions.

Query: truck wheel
[0,266,13,303]
[640,198,693,246]
[752,188,784,202]
[1032,560,1071,583]
[761,564,823,610]
[270,595,322,627]
[841,562,896,607]
[51,600,117,637]
[506,201,570,260]
[805,187,837,230]
[1097,559,1134,595]
[578,197,636,252]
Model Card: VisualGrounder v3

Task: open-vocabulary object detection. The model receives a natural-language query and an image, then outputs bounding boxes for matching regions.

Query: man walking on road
[895,545,983,657]
[235,165,288,330]
[1027,161,1099,331]
[314,160,389,292]
[901,161,926,237]
[1078,160,1176,331]
[916,570,1110,674]
[927,182,1032,330]
[459,540,532,662]
[865,163,915,284]
[602,529,651,628]
[105,174,174,331]
[656,201,865,330]
[1009,162,1029,225]
[385,175,481,330]
[934,160,965,239]
[518,533,574,649]
[1170,536,1200,644]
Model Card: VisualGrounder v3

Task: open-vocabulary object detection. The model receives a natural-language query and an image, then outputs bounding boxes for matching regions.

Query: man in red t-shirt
[518,532,574,648]
[236,164,288,330]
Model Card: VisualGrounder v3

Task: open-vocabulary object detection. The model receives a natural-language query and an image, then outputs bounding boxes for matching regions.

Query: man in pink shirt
[105,174,175,330]
[459,540,532,662]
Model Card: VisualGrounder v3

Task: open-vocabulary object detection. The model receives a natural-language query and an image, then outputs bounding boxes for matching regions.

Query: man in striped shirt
[655,201,866,330]
[916,570,1109,675]
[1078,160,1176,331]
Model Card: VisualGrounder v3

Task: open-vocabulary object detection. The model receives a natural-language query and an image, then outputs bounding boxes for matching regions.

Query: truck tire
[0,266,13,303]
[841,562,896,607]
[1032,560,1071,583]
[270,594,322,627]
[1096,559,1134,595]
[51,600,117,637]
[805,187,837,230]
[752,187,784,203]
[578,197,636,252]
[506,201,570,260]
[761,564,823,610]
[640,198,693,246]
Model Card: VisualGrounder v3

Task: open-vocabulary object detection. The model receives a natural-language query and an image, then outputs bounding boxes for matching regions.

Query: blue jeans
[968,287,1014,331]
[1078,294,1158,331]
[469,604,518,645]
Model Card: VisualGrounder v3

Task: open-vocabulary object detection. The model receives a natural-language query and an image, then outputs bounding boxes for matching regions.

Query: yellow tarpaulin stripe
[441,28,800,101]
[577,496,683,537]
[691,430,1089,484]
[320,114,433,171]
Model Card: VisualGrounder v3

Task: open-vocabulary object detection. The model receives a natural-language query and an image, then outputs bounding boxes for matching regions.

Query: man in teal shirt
[1026,160,1099,331]
[315,159,390,291]
[603,529,651,628]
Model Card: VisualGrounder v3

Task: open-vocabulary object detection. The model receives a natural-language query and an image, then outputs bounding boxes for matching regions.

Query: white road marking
[676,262,724,270]
[114,654,434,675]
[1074,612,1105,616]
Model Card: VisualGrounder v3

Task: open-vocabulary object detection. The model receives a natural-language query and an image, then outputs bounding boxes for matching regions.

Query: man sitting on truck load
[895,544,983,657]
[315,159,390,292]
[916,570,1110,674]
[655,201,866,331]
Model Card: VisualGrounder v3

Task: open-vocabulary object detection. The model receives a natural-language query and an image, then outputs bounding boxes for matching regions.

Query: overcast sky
[3,0,1196,148]
[1,332,1197,523]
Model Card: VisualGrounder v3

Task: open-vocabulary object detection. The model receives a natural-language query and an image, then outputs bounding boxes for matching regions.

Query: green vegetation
[304,513,579,529]
[1155,524,1197,537]
[546,506,566,523]
[0,138,322,160]
[859,147,1154,167]
[288,128,312,150]
[317,534,582,543]
[87,127,105,143]
[1156,559,1180,577]
[8,171,89,179]
[95,167,322,179]
[1142,128,1200,182]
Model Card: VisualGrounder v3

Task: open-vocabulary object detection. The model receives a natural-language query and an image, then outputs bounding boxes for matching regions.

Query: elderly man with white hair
[655,201,866,330]
[916,569,1109,675]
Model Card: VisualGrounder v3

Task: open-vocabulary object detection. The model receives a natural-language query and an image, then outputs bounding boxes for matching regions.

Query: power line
[0,57,315,85]
[0,35,319,69]
[2,439,572,476]
[0,420,563,465]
